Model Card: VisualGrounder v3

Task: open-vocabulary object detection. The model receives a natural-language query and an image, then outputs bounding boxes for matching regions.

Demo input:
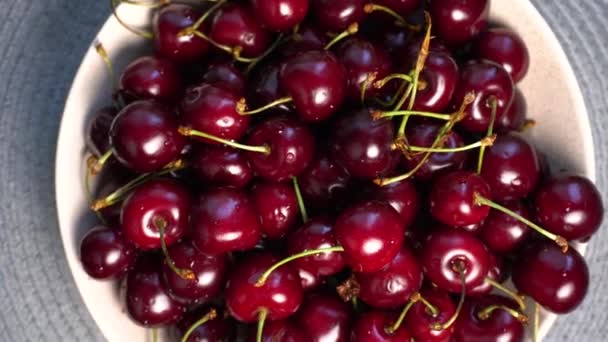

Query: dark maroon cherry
[429,0,489,46]
[153,4,209,63]
[280,50,346,121]
[177,307,235,342]
[365,180,419,227]
[453,295,525,342]
[467,252,503,297]
[251,181,299,239]
[420,228,490,293]
[405,287,456,342]
[497,88,527,132]
[162,240,228,303]
[126,254,185,326]
[299,152,351,209]
[534,174,604,241]
[121,178,192,250]
[180,83,250,142]
[355,246,423,308]
[512,241,589,313]
[335,201,405,272]
[479,200,531,254]
[406,51,458,113]
[250,320,309,342]
[200,61,246,95]
[472,28,530,83]
[80,225,136,279]
[119,56,183,104]
[247,59,294,115]
[191,187,261,255]
[295,291,352,342]
[250,0,308,31]
[352,311,413,342]
[279,24,329,58]
[209,3,271,58]
[225,252,303,322]
[310,0,366,32]
[86,106,118,157]
[110,100,186,173]
[245,116,315,181]
[190,144,253,188]
[429,171,492,227]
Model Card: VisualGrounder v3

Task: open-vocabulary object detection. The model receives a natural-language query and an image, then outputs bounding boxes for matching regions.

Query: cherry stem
[373,80,408,108]
[178,126,271,154]
[324,23,359,50]
[363,4,412,29]
[473,193,569,252]
[236,96,292,116]
[360,72,379,103]
[245,34,286,74]
[373,73,413,90]
[83,157,107,224]
[88,149,113,176]
[156,217,196,280]
[419,295,440,317]
[484,277,526,310]
[373,109,451,121]
[395,83,414,135]
[181,308,218,342]
[385,292,421,335]
[395,135,495,155]
[533,302,540,342]
[110,0,154,39]
[255,246,345,287]
[406,12,432,112]
[123,0,169,8]
[477,304,529,324]
[351,296,360,311]
[94,41,116,92]
[519,119,536,132]
[151,328,158,342]
[185,0,226,33]
[292,176,308,223]
[431,262,465,331]
[256,308,268,342]
[476,96,498,174]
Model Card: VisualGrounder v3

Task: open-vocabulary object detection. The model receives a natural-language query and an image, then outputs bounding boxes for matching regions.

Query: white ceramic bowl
[55,1,596,341]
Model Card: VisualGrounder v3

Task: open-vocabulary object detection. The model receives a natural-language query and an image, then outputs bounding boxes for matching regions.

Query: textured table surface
[0,1,606,341]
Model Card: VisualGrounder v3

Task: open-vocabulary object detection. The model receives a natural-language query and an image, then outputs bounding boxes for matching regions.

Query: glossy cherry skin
[251,181,299,239]
[336,36,392,100]
[355,246,423,308]
[119,56,183,104]
[335,201,405,272]
[121,178,192,250]
[225,252,303,322]
[429,171,492,227]
[405,287,456,342]
[429,0,489,46]
[295,291,352,342]
[453,60,515,134]
[80,225,136,279]
[200,61,245,95]
[245,116,315,181]
[191,187,261,255]
[162,240,228,304]
[467,252,503,296]
[479,200,531,254]
[310,0,366,32]
[497,88,527,132]
[126,254,186,326]
[250,0,308,31]
[453,295,525,342]
[250,320,309,342]
[351,311,412,342]
[247,59,294,115]
[177,308,235,342]
[364,180,419,227]
[299,152,351,209]
[210,3,271,58]
[534,174,604,241]
[330,108,398,179]
[420,228,490,293]
[472,28,530,83]
[190,144,253,188]
[110,100,186,173]
[180,83,250,142]
[512,241,589,313]
[153,4,209,63]
[86,106,118,157]
[280,50,346,121]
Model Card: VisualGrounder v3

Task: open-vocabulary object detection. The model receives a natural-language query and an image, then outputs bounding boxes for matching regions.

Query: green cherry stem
[111,0,154,39]
[431,262,466,331]
[183,0,227,34]
[484,277,526,310]
[372,73,413,89]
[181,308,218,342]
[385,292,421,335]
[256,308,268,342]
[324,23,359,50]
[155,217,196,280]
[94,42,117,92]
[151,328,158,342]
[178,126,271,154]
[236,96,293,115]
[533,302,540,342]
[373,109,452,121]
[477,304,529,323]
[395,135,496,154]
[476,96,498,174]
[292,176,308,223]
[88,149,113,175]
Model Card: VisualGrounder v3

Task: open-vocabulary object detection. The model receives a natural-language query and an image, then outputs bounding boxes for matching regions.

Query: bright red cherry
[479,200,531,254]
[405,287,456,342]
[352,311,413,342]
[472,28,530,83]
[190,144,253,188]
[153,4,209,63]
[80,225,136,279]
[467,252,503,296]
[429,0,489,46]
[119,56,183,104]
[249,0,309,31]
[294,291,352,342]
[251,181,299,239]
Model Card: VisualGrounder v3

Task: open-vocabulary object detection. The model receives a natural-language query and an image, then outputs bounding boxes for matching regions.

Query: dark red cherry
[126,254,185,326]
[177,307,235,342]
[110,100,186,173]
[294,291,352,342]
[453,295,525,342]
[162,240,228,303]
[335,201,405,272]
[472,28,530,83]
[153,4,209,63]
[225,252,303,321]
[209,3,271,58]
[406,51,458,113]
[251,181,299,239]
[429,171,491,227]
[534,174,604,241]
[250,320,309,342]
[180,83,250,142]
[298,152,351,210]
[121,178,192,250]
[497,88,527,132]
[245,116,315,181]
[420,228,490,293]
[279,24,329,58]
[429,0,489,46]
[200,61,245,95]
[352,311,413,342]
[310,0,366,32]
[355,246,423,308]
[467,252,503,296]
[247,59,294,115]
[280,50,346,121]
[80,225,136,279]
[190,144,253,188]
[363,20,408,64]
[330,108,398,179]
[191,187,261,255]
[86,106,118,157]
[405,287,456,342]
[453,60,514,134]
[119,56,183,104]
[365,180,419,227]
[250,0,308,31]
[512,241,589,313]
[479,200,531,254]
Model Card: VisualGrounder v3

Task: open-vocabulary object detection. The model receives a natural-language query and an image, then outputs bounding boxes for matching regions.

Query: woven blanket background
[0,1,606,341]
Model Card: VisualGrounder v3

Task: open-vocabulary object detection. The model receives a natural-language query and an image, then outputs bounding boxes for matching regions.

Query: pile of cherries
[79,0,604,341]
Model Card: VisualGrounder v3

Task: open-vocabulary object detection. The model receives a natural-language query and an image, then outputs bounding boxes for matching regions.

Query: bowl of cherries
[55,0,603,341]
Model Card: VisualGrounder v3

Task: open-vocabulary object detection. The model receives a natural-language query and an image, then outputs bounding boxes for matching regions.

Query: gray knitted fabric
[0,1,606,341]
